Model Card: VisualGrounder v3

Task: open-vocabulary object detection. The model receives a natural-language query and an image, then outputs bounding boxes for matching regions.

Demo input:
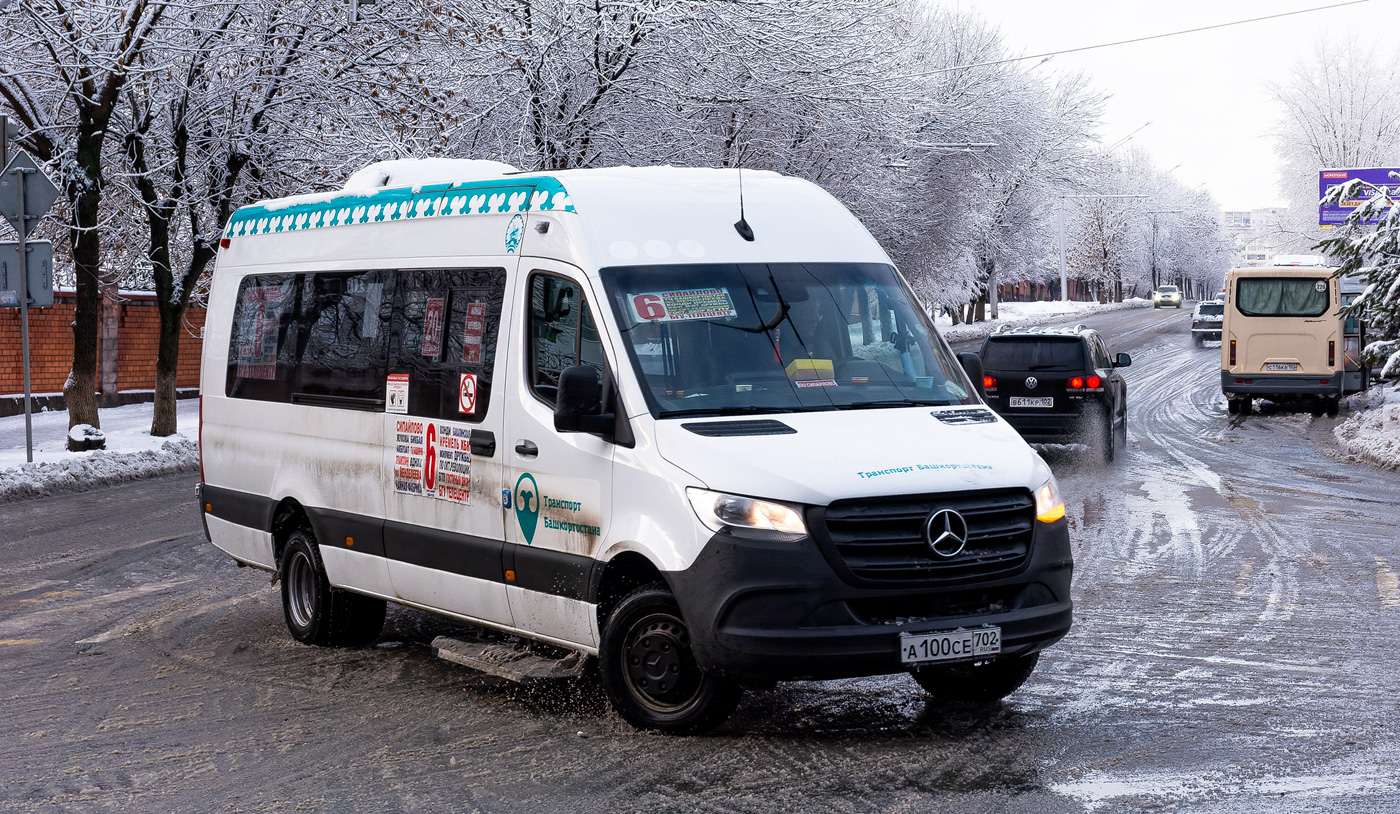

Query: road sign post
[1,141,61,464]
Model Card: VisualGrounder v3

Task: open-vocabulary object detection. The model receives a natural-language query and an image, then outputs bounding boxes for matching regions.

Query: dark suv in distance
[977,325,1132,462]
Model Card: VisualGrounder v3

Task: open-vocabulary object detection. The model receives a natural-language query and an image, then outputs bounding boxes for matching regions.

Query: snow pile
[937,297,1152,344]
[1334,383,1400,470]
[0,438,197,503]
[342,158,520,192]
[0,400,200,503]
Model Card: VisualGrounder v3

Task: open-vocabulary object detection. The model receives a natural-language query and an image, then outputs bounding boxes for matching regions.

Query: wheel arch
[270,497,312,565]
[593,550,667,629]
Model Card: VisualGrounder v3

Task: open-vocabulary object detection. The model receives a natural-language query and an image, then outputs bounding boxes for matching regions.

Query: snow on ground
[936,297,1152,344]
[0,399,199,503]
[1335,382,1400,470]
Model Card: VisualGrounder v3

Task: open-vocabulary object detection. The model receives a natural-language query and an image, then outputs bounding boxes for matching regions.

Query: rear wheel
[911,653,1039,702]
[1227,397,1240,415]
[1093,407,1115,463]
[1192,334,1204,348]
[1326,397,1340,418]
[599,585,741,734]
[280,529,385,647]
[1239,397,1254,416]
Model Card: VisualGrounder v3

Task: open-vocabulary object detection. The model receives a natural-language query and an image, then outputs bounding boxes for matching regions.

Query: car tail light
[1229,340,1236,366]
[1069,377,1084,389]
[983,376,996,390]
[1329,340,1335,367]
[1087,375,1101,388]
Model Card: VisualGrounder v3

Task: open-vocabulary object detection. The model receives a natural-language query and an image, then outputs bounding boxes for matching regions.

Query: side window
[227,274,301,402]
[226,271,389,405]
[528,272,604,406]
[294,271,390,404]
[1091,338,1112,369]
[389,268,506,422]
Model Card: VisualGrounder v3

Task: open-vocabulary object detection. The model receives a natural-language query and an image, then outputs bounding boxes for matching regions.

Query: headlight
[1034,475,1065,523]
[686,488,807,540]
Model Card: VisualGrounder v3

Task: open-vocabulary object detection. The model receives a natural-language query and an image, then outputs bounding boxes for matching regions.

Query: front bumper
[665,519,1073,683]
[1221,370,1343,398]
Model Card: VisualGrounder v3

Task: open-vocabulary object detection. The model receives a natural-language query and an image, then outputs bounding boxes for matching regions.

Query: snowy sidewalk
[0,399,199,503]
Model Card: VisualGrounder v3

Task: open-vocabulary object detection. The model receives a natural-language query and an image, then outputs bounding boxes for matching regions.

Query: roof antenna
[734,167,755,241]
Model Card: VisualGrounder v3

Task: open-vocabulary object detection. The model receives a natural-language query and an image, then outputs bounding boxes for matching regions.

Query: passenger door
[502,261,615,647]
[381,267,515,626]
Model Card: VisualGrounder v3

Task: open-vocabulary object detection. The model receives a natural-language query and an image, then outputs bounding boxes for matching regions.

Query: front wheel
[280,529,385,647]
[911,653,1039,702]
[599,585,741,734]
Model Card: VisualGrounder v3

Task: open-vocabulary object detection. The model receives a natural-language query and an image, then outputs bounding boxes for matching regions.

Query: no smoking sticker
[459,372,478,415]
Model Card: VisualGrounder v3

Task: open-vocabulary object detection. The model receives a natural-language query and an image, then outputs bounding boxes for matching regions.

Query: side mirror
[1114,352,1132,368]
[957,352,986,398]
[554,365,614,434]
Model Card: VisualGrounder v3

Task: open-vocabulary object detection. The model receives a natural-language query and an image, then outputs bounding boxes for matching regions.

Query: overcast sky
[955,0,1395,212]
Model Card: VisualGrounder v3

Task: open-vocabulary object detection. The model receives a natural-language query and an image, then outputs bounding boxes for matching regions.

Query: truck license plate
[900,627,1001,664]
[1009,397,1053,408]
[1265,362,1299,371]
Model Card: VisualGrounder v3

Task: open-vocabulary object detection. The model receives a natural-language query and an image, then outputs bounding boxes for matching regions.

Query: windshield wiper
[657,406,799,419]
[834,399,953,410]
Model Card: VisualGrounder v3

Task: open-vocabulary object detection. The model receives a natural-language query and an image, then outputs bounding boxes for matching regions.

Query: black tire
[1116,397,1128,450]
[1326,397,1340,418]
[1192,335,1203,348]
[1239,397,1253,416]
[1227,397,1240,415]
[280,529,385,647]
[598,584,741,734]
[911,653,1039,702]
[1090,407,1114,463]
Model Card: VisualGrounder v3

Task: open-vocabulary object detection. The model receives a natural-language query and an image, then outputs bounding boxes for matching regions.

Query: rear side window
[226,271,389,405]
[1236,277,1329,317]
[1198,303,1224,317]
[981,338,1084,372]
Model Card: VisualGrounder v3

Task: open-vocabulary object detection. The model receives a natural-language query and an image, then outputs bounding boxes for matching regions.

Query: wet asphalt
[2,305,1398,812]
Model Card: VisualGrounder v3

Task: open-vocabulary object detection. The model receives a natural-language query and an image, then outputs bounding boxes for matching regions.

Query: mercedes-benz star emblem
[924,509,969,558]
[1025,376,1039,389]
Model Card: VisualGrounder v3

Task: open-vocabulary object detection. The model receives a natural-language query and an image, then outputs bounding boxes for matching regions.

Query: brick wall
[1,292,206,395]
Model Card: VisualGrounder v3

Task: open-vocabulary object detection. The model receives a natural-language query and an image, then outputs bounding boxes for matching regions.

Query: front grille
[811,488,1035,586]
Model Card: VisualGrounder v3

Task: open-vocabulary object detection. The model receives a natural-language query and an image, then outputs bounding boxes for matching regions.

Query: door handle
[514,440,539,457]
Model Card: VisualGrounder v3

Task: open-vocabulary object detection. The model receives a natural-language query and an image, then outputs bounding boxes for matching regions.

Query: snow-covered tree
[1315,176,1400,377]
[0,0,172,430]
[1269,34,1400,253]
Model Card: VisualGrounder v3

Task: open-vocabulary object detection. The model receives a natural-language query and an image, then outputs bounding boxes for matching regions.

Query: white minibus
[198,162,1072,732]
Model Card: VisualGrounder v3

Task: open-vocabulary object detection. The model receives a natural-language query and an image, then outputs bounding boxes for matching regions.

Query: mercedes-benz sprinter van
[197,162,1072,733]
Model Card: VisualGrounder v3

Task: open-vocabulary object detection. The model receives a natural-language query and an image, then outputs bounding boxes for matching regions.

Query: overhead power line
[931,0,1370,76]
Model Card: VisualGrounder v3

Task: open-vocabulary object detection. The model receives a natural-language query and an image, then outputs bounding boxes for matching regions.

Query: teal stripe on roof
[225,176,573,238]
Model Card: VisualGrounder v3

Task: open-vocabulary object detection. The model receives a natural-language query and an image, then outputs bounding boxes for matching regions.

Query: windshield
[599,263,975,418]
[981,337,1084,372]
[1159,286,1179,294]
